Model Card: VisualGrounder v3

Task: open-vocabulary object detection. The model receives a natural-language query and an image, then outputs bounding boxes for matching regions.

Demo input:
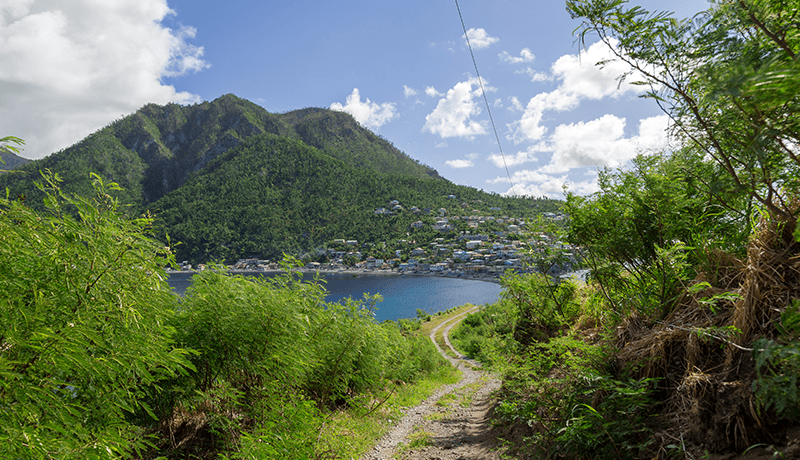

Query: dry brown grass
[614,213,800,455]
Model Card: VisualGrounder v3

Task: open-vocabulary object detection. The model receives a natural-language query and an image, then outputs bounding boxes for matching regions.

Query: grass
[422,303,480,359]
[313,304,476,459]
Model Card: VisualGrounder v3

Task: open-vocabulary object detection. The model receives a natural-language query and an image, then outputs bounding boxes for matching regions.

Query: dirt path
[360,307,502,460]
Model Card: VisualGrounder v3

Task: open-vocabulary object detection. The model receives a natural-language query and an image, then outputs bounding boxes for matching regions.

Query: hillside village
[188,196,578,280]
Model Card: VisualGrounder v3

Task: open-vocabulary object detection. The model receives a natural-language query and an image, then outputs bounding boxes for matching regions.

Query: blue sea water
[166,271,503,322]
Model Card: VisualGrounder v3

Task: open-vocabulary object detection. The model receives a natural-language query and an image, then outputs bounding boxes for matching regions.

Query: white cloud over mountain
[0,0,209,159]
[422,77,494,138]
[331,88,397,129]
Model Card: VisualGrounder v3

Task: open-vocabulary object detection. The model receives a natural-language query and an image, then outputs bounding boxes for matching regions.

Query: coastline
[164,267,504,285]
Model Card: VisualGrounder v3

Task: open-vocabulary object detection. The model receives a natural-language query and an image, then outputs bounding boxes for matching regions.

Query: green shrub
[752,301,800,420]
[0,172,190,458]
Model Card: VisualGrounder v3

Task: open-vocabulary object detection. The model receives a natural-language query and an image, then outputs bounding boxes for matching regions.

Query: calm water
[166,271,502,322]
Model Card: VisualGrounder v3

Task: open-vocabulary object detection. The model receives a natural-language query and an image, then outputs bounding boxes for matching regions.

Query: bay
[166,271,503,322]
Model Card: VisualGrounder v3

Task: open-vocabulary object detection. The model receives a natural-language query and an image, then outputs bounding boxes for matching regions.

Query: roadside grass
[458,379,485,408]
[436,393,458,407]
[314,304,474,459]
[421,303,479,358]
[394,426,434,457]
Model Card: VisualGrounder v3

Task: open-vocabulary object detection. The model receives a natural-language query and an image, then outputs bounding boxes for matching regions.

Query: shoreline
[164,267,504,285]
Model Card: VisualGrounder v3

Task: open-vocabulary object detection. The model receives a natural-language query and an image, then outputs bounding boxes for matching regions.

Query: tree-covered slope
[0,94,441,208]
[149,132,551,263]
[1,94,558,263]
[0,151,30,171]
[282,108,443,180]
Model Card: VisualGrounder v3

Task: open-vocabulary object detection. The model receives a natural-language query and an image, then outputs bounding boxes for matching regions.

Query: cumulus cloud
[510,90,580,143]
[488,170,568,198]
[543,114,669,173]
[403,85,418,98]
[0,0,209,159]
[551,39,642,99]
[488,144,544,168]
[425,86,443,98]
[423,77,493,139]
[508,96,524,112]
[509,40,649,145]
[446,159,474,168]
[517,67,552,82]
[330,88,397,129]
[462,28,498,49]
[499,48,534,64]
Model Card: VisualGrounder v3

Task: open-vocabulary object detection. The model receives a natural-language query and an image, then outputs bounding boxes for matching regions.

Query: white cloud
[488,144,544,168]
[509,89,580,143]
[466,152,478,160]
[509,40,649,145]
[543,114,669,173]
[500,48,534,64]
[423,77,490,139]
[551,39,642,99]
[446,159,474,168]
[0,0,209,159]
[424,86,443,98]
[508,96,524,112]
[462,28,498,49]
[330,88,397,129]
[489,170,568,198]
[403,85,417,98]
[517,67,552,82]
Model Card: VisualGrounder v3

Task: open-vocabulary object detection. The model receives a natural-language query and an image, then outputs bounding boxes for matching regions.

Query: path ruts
[360,306,501,460]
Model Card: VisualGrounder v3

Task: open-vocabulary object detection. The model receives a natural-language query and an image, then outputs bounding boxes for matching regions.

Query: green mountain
[1,94,558,263]
[0,151,30,171]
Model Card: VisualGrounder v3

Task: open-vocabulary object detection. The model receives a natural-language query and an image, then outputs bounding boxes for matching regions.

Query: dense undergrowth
[0,172,452,459]
[450,0,800,457]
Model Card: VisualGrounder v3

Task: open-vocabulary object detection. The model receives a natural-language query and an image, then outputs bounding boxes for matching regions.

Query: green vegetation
[0,172,455,459]
[450,0,800,457]
[0,95,558,264]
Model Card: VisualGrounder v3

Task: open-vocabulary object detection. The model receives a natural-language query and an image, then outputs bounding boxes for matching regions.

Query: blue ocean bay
[167,271,502,322]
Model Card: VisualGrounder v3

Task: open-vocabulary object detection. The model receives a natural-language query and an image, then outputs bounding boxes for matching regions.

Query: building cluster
[175,197,575,280]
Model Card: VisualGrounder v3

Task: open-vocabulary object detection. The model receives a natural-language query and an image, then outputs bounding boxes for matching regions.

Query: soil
[360,306,503,460]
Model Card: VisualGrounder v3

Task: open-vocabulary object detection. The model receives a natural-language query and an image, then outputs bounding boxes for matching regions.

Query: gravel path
[360,307,502,460]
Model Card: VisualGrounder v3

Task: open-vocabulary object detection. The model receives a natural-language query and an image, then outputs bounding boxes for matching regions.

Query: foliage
[554,375,656,459]
[0,96,555,264]
[567,0,800,222]
[451,300,517,364]
[0,172,190,459]
[492,331,655,459]
[752,300,800,420]
[147,131,545,264]
[159,263,449,458]
[0,135,24,157]
[502,272,583,341]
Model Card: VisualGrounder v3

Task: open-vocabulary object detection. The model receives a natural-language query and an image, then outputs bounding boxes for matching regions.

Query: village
[176,197,580,282]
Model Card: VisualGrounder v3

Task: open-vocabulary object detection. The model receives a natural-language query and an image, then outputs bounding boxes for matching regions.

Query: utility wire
[455,0,517,196]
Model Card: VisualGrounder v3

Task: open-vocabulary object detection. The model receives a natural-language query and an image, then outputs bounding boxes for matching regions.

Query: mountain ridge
[0,94,557,263]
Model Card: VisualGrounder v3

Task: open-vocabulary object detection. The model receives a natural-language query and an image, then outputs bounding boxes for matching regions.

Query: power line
[455,0,518,196]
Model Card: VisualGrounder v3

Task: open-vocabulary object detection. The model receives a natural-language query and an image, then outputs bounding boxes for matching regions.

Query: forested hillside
[0,95,555,263]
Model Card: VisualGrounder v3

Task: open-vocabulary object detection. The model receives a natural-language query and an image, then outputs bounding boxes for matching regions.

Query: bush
[0,172,190,458]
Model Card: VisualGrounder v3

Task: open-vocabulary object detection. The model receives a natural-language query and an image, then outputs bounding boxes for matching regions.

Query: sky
[0,0,710,198]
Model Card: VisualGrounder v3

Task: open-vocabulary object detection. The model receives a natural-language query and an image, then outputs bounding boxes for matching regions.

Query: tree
[0,136,24,156]
[0,172,190,458]
[567,0,800,223]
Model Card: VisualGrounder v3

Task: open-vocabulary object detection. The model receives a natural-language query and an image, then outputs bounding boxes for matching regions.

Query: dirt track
[360,306,502,460]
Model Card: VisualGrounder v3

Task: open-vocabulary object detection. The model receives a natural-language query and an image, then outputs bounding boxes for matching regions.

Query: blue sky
[1,0,708,197]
